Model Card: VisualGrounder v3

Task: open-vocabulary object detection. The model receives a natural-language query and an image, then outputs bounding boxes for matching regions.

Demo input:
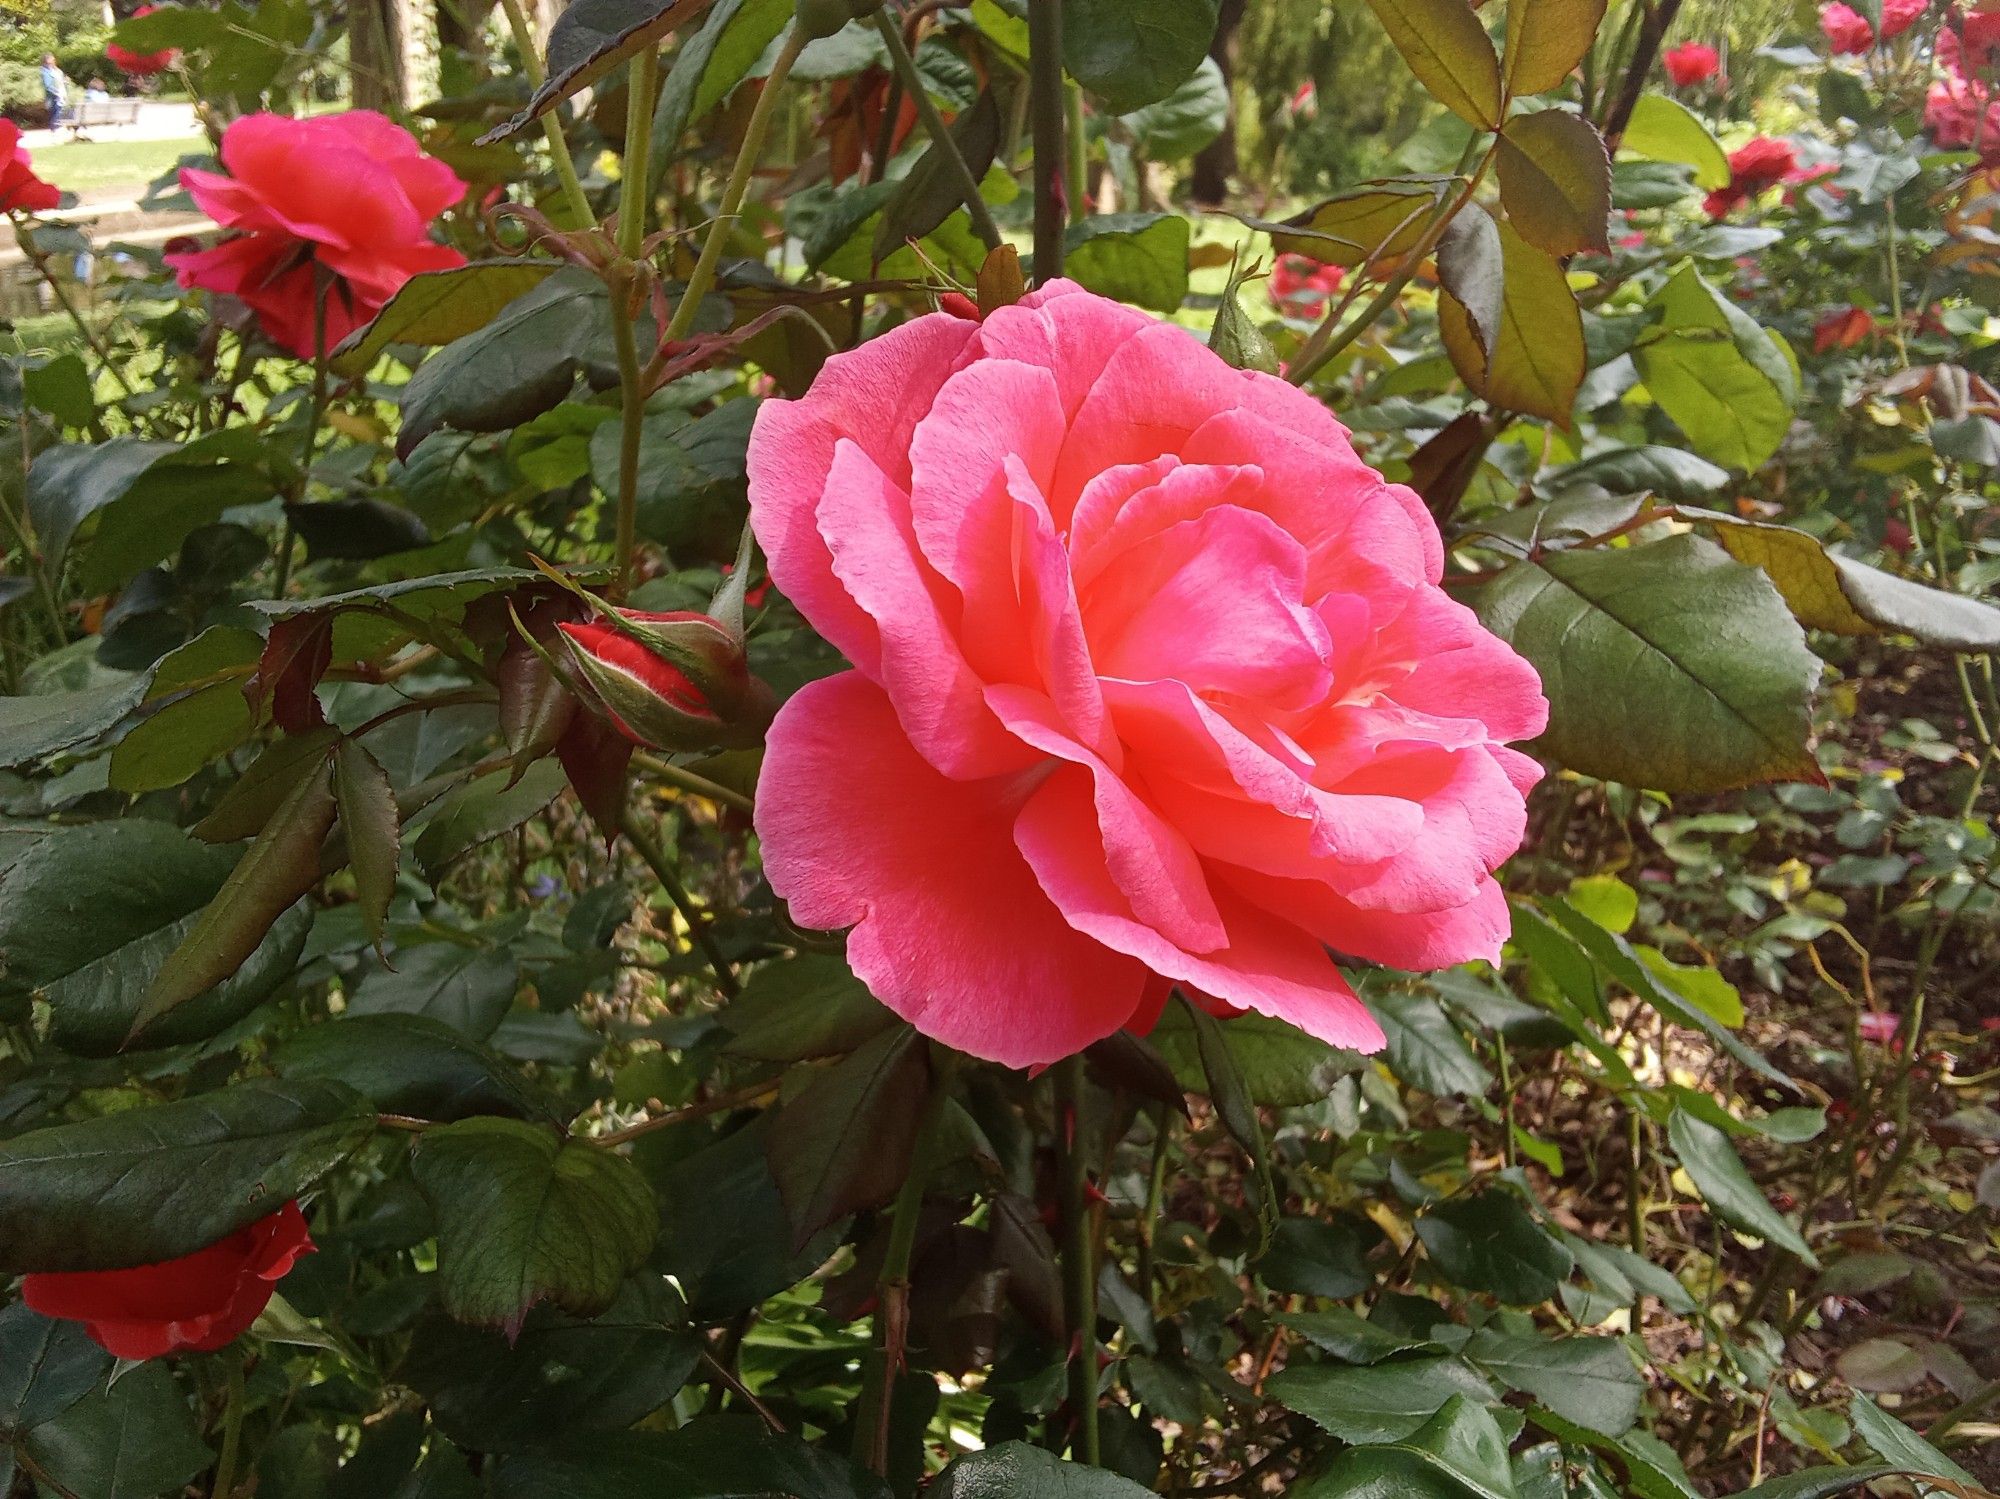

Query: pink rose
[746,282,1547,1066]
[167,111,465,358]
[1821,1,1877,50]
[1941,8,2000,76]
[1926,72,2000,156]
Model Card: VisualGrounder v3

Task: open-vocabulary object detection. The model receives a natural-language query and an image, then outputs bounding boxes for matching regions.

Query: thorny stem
[663,26,809,344]
[608,46,662,598]
[1054,1053,1100,1465]
[619,807,740,996]
[592,1077,778,1146]
[870,9,1002,251]
[1028,0,1067,278]
[618,48,660,260]
[274,281,332,599]
[495,0,593,224]
[609,302,647,600]
[857,1052,957,1476]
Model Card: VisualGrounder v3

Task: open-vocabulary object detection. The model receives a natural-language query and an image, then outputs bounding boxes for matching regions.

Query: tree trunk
[348,0,402,112]
[1189,0,1245,208]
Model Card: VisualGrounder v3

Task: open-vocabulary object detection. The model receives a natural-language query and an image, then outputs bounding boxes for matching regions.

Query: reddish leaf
[247,614,335,734]
[555,711,634,845]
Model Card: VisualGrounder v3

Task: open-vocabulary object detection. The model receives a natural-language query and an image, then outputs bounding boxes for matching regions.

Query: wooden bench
[67,98,144,135]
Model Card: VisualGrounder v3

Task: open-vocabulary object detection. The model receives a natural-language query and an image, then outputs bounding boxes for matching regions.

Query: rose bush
[751,281,1547,1065]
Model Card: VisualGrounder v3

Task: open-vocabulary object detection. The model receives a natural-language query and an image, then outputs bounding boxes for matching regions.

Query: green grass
[30,133,206,200]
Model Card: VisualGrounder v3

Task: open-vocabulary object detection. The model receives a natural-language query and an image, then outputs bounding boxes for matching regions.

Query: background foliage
[0,0,1997,1496]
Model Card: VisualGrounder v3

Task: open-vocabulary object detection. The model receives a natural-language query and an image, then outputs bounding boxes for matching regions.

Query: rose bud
[21,1202,314,1360]
[555,607,776,753]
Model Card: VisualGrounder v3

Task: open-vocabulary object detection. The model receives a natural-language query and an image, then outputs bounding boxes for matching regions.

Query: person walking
[38,53,68,129]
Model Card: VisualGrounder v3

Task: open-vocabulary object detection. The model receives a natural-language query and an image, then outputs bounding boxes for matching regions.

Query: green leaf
[1476,533,1822,792]
[934,1441,1157,1497]
[1121,54,1230,158]
[331,260,562,376]
[22,352,94,430]
[1363,0,1503,127]
[1835,1339,1928,1394]
[1730,1467,1908,1499]
[1543,445,1730,500]
[397,269,606,458]
[0,1302,112,1438]
[412,759,568,878]
[650,0,792,169]
[28,433,273,593]
[1503,0,1609,95]
[1440,220,1585,425]
[1416,1193,1574,1304]
[875,89,1003,259]
[1062,213,1191,312]
[1148,1006,1361,1106]
[412,1117,659,1332]
[129,748,336,1040]
[0,677,146,769]
[0,819,311,1056]
[1466,1330,1645,1435]
[1373,988,1496,1097]
[1496,109,1612,255]
[107,624,261,793]
[1633,263,1797,471]
[1848,1394,1976,1488]
[765,1025,931,1248]
[1286,1306,1452,1365]
[334,739,400,953]
[18,1363,210,1499]
[348,940,522,1041]
[490,1415,890,1499]
[1693,512,2000,652]
[649,1118,845,1323]
[1667,1109,1818,1266]
[720,954,895,1062]
[1181,997,1279,1250]
[0,1078,374,1272]
[1062,0,1219,113]
[273,1012,551,1123]
[1620,94,1730,189]
[1437,205,1505,364]
[1250,179,1447,267]
[1268,1356,1498,1446]
[1532,895,1786,1086]
[482,0,721,141]
[1261,1215,1380,1299]
[1525,1408,1701,1499]
[1295,1396,1519,1499]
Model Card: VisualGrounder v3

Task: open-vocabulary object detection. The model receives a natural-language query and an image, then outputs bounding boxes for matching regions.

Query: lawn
[29,132,207,201]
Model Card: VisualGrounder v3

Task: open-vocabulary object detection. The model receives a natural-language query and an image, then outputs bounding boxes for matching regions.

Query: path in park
[20,99,202,151]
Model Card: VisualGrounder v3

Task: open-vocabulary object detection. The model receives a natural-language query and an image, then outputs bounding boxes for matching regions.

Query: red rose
[165,110,466,359]
[1704,136,1799,217]
[1663,42,1721,86]
[21,1203,313,1360]
[1882,0,1931,37]
[1267,253,1345,318]
[107,5,174,75]
[1813,305,1875,352]
[0,120,59,215]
